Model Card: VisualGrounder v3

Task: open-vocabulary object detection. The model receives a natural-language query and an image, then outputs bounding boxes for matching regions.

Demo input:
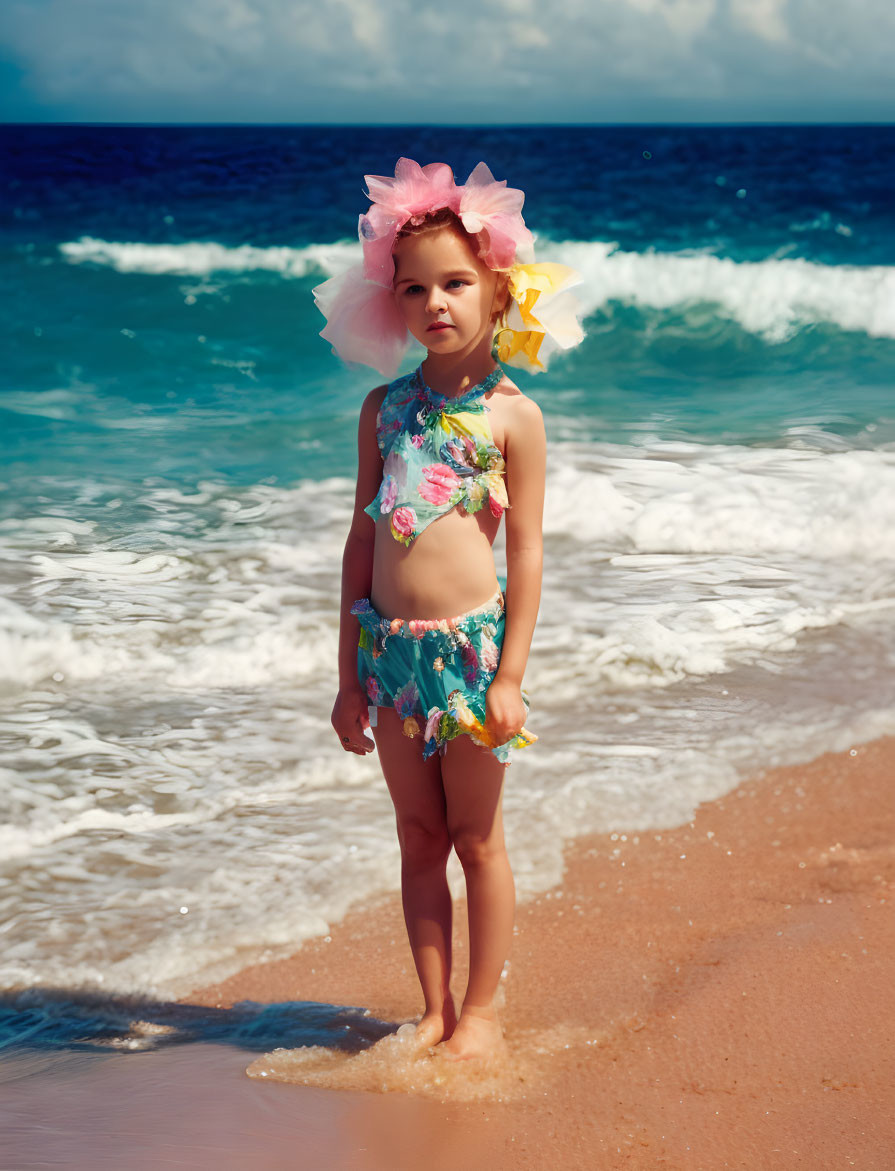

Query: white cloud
[511,24,551,50]
[624,0,716,43]
[730,0,788,45]
[330,0,387,56]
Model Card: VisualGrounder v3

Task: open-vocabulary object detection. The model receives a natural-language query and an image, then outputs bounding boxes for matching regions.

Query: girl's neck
[420,338,501,399]
[419,332,503,400]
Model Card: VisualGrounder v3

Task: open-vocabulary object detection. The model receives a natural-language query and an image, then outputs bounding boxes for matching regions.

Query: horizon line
[3,119,895,129]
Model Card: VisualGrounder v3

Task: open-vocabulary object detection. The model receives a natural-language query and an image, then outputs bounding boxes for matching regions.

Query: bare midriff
[370,503,502,620]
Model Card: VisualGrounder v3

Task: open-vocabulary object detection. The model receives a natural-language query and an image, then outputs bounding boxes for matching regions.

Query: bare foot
[435,1007,506,1063]
[413,1000,458,1051]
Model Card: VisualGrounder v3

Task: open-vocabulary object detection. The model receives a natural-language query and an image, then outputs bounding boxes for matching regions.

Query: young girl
[314,158,584,1062]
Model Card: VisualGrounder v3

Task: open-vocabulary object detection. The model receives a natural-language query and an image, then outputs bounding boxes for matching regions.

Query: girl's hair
[394,208,510,326]
[394,205,474,246]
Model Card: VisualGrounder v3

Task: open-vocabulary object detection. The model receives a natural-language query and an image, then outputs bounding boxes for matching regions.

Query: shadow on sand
[0,985,398,1067]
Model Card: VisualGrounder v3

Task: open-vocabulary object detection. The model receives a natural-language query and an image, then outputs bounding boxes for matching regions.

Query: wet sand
[7,736,891,1170]
[182,735,895,1169]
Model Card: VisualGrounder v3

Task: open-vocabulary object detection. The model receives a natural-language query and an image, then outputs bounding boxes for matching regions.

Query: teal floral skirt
[351,588,536,764]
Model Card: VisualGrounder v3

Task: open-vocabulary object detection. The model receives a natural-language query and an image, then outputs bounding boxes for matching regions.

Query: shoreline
[179,733,895,1169]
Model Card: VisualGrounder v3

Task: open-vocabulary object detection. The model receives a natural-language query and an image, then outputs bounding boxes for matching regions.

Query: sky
[1,0,893,124]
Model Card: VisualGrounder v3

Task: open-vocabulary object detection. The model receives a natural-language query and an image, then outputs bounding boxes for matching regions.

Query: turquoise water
[3,123,895,502]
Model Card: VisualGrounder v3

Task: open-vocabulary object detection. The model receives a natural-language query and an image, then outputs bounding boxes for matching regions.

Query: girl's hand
[484,676,527,746]
[332,685,376,755]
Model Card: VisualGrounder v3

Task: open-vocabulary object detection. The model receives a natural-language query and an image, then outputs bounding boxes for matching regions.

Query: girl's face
[392,227,506,358]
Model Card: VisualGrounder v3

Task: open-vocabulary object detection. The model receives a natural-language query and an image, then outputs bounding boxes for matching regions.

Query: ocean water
[2,123,895,1008]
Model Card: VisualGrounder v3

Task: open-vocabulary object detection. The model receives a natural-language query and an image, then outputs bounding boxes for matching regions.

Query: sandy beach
[172,734,895,1169]
[3,735,893,1170]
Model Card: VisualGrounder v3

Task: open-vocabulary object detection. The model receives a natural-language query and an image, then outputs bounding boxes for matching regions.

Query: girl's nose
[426,286,447,314]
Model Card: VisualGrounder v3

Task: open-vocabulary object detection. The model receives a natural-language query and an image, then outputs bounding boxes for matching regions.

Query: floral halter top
[365,365,509,545]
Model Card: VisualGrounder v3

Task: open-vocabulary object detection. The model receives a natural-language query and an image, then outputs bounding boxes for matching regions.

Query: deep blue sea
[2,124,894,1011]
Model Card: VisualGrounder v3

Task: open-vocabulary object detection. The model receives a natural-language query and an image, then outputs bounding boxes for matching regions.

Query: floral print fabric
[364,366,510,546]
[351,590,536,764]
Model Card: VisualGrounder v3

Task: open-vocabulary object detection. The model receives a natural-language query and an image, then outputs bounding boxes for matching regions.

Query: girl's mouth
[427,323,453,331]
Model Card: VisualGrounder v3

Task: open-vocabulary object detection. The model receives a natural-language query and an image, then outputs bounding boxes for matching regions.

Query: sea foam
[58,234,895,341]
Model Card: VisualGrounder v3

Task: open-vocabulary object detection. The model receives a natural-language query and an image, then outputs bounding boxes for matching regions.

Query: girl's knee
[450,828,507,871]
[398,816,452,869]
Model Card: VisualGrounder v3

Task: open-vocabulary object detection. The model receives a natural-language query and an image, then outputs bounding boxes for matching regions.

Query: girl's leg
[372,705,457,1047]
[439,734,515,1060]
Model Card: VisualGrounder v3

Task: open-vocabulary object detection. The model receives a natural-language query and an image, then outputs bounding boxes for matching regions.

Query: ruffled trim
[358,158,533,288]
[351,594,503,648]
[493,263,585,373]
[422,691,537,764]
[360,159,460,288]
[457,162,535,271]
[312,264,409,380]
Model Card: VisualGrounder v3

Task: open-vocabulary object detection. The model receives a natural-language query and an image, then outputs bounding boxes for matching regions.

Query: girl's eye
[403,280,467,295]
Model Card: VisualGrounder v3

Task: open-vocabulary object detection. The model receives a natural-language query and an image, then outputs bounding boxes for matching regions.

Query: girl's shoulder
[492,373,544,425]
[358,382,388,433]
[488,373,544,456]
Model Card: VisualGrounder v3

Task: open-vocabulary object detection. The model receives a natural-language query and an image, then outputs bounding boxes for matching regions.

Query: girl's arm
[487,395,546,739]
[332,385,386,754]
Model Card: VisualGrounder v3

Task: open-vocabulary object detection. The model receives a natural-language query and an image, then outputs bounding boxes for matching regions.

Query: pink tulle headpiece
[313,157,583,378]
[358,158,533,288]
